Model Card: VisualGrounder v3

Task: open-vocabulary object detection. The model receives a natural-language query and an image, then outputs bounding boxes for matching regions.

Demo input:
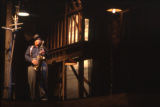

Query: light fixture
[17,11,29,16]
[106,8,122,14]
[16,5,30,17]
[65,59,77,65]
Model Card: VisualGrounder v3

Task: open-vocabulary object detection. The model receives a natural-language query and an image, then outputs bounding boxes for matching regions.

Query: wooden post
[0,0,6,99]
[3,1,13,99]
[78,60,84,98]
[61,61,65,100]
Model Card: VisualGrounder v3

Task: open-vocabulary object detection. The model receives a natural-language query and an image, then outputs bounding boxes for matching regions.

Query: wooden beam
[47,51,82,64]
[61,61,65,100]
[70,65,89,97]
[70,65,91,86]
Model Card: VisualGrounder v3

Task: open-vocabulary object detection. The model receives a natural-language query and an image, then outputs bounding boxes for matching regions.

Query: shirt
[25,45,47,64]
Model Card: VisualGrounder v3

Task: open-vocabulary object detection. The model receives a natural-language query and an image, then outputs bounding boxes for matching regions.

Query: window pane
[84,19,89,41]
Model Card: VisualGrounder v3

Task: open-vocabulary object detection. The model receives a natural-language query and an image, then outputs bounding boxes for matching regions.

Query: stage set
[1,0,160,107]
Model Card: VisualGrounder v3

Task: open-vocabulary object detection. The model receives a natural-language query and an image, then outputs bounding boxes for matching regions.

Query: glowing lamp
[106,8,122,14]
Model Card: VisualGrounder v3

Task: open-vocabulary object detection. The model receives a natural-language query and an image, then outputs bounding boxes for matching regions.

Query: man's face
[34,39,42,46]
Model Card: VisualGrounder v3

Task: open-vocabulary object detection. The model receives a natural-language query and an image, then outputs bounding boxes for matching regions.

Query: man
[25,34,48,101]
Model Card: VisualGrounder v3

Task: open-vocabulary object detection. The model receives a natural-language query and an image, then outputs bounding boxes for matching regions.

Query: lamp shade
[17,11,29,16]
[106,8,122,14]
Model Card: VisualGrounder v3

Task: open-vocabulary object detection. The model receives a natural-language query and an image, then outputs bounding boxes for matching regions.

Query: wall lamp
[16,5,30,17]
[106,8,129,14]
[106,8,122,14]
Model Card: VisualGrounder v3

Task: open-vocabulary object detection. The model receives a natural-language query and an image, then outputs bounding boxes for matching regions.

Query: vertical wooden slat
[64,65,67,99]
[57,21,60,48]
[81,13,85,41]
[60,20,63,47]
[59,21,61,47]
[76,14,78,42]
[78,12,81,41]
[64,4,68,46]
[61,61,65,100]
[77,14,79,42]
[74,15,76,43]
[53,24,56,49]
[70,16,73,44]
[67,16,70,45]
[72,14,79,42]
[58,64,62,98]
[63,18,66,46]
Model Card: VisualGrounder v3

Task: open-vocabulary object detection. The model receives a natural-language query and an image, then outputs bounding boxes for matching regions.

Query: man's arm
[40,46,48,57]
[25,46,32,63]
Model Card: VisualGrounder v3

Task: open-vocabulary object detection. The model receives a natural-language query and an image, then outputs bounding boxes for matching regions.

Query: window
[68,14,79,44]
[68,14,90,44]
[84,19,89,41]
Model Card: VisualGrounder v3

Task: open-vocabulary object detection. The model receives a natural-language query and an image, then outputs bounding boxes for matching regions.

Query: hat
[33,34,42,41]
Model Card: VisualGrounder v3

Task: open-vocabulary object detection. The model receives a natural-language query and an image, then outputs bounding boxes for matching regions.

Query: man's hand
[40,49,45,55]
[32,59,38,65]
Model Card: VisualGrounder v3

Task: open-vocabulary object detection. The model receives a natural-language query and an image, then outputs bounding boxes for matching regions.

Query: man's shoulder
[27,45,34,48]
[26,45,34,51]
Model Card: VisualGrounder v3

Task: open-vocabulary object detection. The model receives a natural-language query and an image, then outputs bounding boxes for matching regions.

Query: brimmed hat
[33,34,42,41]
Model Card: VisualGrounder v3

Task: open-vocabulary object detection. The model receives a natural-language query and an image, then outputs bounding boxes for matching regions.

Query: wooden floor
[1,93,128,107]
[2,93,160,107]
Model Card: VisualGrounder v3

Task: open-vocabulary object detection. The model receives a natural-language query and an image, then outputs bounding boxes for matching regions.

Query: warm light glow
[65,59,77,65]
[84,19,89,41]
[112,9,116,13]
[17,12,30,16]
[107,8,122,14]
[68,14,79,44]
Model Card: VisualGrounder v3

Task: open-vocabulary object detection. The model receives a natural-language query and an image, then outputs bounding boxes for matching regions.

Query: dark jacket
[25,45,47,64]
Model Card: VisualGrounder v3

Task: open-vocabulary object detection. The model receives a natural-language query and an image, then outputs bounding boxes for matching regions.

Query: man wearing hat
[25,34,48,101]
